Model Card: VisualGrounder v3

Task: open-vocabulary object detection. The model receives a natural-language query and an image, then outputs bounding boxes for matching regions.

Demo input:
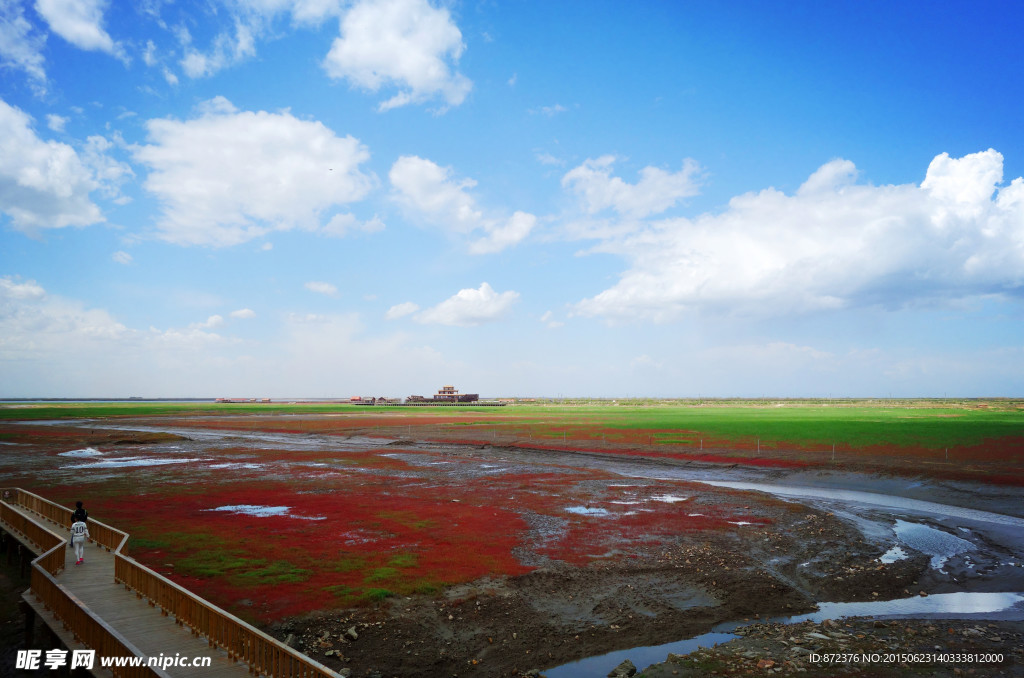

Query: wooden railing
[114,555,337,678]
[1,488,339,678]
[30,548,169,678]
[2,488,128,552]
[1,492,166,678]
[0,501,64,571]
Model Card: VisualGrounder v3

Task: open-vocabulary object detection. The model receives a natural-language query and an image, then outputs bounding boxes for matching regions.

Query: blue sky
[1,0,1023,398]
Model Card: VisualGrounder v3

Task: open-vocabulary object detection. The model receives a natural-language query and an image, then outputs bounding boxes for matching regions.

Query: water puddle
[546,632,737,678]
[207,462,265,470]
[205,505,326,520]
[207,505,291,517]
[65,456,203,468]
[545,591,1024,677]
[565,506,609,516]
[58,447,104,457]
[879,545,909,563]
[650,494,689,503]
[893,519,975,571]
[784,591,1024,622]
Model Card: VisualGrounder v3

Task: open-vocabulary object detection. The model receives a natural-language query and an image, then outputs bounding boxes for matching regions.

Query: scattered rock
[607,659,636,677]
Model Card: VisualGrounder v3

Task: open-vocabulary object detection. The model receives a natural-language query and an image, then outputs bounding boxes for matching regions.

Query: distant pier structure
[434,385,479,403]
[406,385,481,405]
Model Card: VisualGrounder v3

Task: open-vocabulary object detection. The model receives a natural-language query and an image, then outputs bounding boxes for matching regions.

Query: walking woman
[70,516,90,565]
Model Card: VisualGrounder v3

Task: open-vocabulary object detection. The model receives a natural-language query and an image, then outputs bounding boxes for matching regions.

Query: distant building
[432,385,479,403]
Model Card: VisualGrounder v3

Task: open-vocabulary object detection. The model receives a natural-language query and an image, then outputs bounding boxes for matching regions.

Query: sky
[1,0,1023,399]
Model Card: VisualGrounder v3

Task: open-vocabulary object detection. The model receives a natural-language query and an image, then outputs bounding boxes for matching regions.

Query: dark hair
[76,501,83,508]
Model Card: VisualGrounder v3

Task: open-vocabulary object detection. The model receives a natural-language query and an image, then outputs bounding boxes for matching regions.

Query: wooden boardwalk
[8,503,248,677]
[1,491,338,678]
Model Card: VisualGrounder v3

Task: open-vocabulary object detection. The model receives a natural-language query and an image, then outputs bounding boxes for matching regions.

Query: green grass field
[2,398,1021,453]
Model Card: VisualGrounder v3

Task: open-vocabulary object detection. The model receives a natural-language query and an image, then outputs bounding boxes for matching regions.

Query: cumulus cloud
[133,97,375,246]
[415,282,518,326]
[0,98,105,232]
[563,155,702,219]
[305,281,338,296]
[230,308,256,319]
[385,301,419,319]
[0,0,48,94]
[572,149,1024,322]
[323,0,471,111]
[34,0,123,58]
[389,155,536,253]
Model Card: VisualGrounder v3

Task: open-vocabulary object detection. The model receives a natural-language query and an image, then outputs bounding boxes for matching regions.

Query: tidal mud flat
[1,416,1022,677]
[272,445,1024,677]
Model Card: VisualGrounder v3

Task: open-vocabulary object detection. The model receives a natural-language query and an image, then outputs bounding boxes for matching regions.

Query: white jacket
[70,520,89,541]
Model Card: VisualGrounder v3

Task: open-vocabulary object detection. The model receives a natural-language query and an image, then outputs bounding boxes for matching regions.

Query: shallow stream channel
[545,463,1024,676]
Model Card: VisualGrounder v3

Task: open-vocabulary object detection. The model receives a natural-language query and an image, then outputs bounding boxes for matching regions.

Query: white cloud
[230,0,345,25]
[389,155,535,253]
[385,301,419,319]
[46,113,67,132]
[190,314,224,329]
[230,308,256,319]
[276,311,449,396]
[34,0,123,57]
[468,211,536,255]
[0,98,104,232]
[321,212,385,237]
[0,0,48,94]
[0,276,251,395]
[539,310,563,329]
[81,134,133,199]
[305,281,338,296]
[562,155,702,219]
[133,97,375,246]
[535,151,563,167]
[415,282,519,326]
[111,250,132,265]
[630,354,663,369]
[323,0,471,111]
[142,38,156,66]
[530,103,567,116]
[572,149,1024,322]
[179,19,256,78]
[0,276,127,364]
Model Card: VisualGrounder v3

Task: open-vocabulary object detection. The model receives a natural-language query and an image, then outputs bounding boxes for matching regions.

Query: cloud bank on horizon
[1,0,1022,397]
